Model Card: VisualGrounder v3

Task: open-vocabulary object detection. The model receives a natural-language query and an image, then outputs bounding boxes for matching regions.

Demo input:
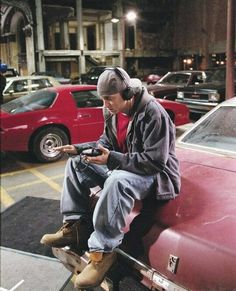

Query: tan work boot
[40,220,91,249]
[74,251,117,289]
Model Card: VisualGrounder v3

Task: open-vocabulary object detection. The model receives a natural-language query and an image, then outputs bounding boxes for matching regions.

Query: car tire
[31,127,69,163]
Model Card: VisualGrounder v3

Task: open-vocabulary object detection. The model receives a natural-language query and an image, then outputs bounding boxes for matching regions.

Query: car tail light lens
[209,92,220,101]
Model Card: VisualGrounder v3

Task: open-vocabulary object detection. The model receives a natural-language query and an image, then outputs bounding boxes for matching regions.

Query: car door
[71,89,104,142]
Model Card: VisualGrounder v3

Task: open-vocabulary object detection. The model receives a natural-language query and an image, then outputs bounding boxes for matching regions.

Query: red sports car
[53,97,236,290]
[0,85,189,162]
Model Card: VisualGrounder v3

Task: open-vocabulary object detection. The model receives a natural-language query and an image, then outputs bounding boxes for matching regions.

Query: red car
[54,97,236,290]
[0,85,189,163]
[144,68,168,85]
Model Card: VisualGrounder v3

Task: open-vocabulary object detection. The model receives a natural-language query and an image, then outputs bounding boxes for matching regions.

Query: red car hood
[126,147,236,290]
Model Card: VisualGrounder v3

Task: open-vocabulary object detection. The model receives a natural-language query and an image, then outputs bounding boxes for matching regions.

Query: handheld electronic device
[81,148,102,157]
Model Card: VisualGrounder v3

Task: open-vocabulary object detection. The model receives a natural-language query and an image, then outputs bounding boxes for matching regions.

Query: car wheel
[31,127,69,163]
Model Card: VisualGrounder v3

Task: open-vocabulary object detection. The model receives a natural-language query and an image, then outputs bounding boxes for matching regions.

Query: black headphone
[105,67,134,100]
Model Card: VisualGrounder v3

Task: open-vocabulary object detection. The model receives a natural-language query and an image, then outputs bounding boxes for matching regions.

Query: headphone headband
[105,67,133,100]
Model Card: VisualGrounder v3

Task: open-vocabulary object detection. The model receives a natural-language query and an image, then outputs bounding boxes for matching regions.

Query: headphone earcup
[122,86,134,100]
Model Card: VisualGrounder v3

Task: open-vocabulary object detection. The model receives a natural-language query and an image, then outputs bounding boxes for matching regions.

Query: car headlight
[209,92,220,101]
[177,91,184,99]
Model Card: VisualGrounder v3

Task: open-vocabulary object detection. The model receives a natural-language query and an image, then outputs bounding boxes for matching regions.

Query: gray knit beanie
[97,67,131,97]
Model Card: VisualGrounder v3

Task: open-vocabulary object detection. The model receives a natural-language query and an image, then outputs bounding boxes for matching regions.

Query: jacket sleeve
[107,103,174,175]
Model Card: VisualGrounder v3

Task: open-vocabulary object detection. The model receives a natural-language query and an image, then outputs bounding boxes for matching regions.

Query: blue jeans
[61,156,157,252]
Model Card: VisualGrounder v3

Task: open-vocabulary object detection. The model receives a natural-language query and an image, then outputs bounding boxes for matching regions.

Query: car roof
[167,70,205,74]
[6,75,57,81]
[46,84,97,92]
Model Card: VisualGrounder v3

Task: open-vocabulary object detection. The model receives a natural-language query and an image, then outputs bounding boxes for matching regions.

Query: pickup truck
[176,66,236,114]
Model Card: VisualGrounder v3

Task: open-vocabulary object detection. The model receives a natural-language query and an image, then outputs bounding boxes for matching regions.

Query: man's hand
[53,145,77,155]
[83,144,110,165]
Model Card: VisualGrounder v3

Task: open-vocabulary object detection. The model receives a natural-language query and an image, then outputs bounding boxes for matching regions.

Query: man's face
[101,92,127,114]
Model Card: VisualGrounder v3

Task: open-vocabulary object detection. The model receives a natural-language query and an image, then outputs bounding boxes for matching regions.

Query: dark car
[53,97,236,290]
[148,70,208,101]
[79,66,107,85]
[176,66,236,114]
[4,67,19,78]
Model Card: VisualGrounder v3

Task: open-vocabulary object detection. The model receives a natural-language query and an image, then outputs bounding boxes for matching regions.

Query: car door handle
[78,113,91,118]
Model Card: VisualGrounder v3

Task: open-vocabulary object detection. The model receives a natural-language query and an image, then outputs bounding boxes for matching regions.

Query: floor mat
[1,196,62,257]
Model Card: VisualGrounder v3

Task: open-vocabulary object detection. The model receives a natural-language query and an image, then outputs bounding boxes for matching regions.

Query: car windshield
[158,73,190,85]
[181,106,236,153]
[88,67,105,75]
[206,67,236,82]
[1,90,56,114]
[206,68,226,82]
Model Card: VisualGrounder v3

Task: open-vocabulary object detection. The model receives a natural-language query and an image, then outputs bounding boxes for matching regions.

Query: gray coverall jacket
[97,87,181,200]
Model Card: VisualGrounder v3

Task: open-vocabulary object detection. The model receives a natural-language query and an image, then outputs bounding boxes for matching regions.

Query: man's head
[97,67,142,114]
[97,67,134,101]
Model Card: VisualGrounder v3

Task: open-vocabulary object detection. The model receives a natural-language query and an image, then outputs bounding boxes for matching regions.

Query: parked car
[32,71,71,84]
[2,76,60,103]
[79,66,107,85]
[148,70,208,101]
[176,66,236,114]
[143,68,169,85]
[53,97,236,290]
[0,85,189,162]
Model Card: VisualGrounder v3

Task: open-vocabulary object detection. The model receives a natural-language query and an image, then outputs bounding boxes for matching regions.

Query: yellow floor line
[0,161,65,207]
[27,168,62,192]
[0,159,66,178]
[0,186,15,207]
[5,174,64,191]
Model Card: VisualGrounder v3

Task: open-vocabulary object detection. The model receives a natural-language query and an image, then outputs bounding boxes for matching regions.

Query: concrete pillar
[76,0,85,73]
[115,0,124,68]
[60,21,70,50]
[201,0,211,69]
[24,25,35,74]
[96,22,100,50]
[35,0,46,71]
[48,26,55,50]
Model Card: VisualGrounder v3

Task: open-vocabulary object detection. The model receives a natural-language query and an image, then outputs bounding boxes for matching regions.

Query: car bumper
[176,99,218,114]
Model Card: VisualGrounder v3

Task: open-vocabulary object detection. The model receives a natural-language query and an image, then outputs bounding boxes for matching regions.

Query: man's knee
[105,170,129,189]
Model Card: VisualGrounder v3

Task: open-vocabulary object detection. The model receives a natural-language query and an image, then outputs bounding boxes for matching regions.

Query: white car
[3,76,60,103]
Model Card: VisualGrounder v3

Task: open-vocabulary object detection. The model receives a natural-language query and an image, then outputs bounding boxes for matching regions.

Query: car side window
[31,78,53,90]
[191,74,204,85]
[71,90,103,108]
[8,80,28,93]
